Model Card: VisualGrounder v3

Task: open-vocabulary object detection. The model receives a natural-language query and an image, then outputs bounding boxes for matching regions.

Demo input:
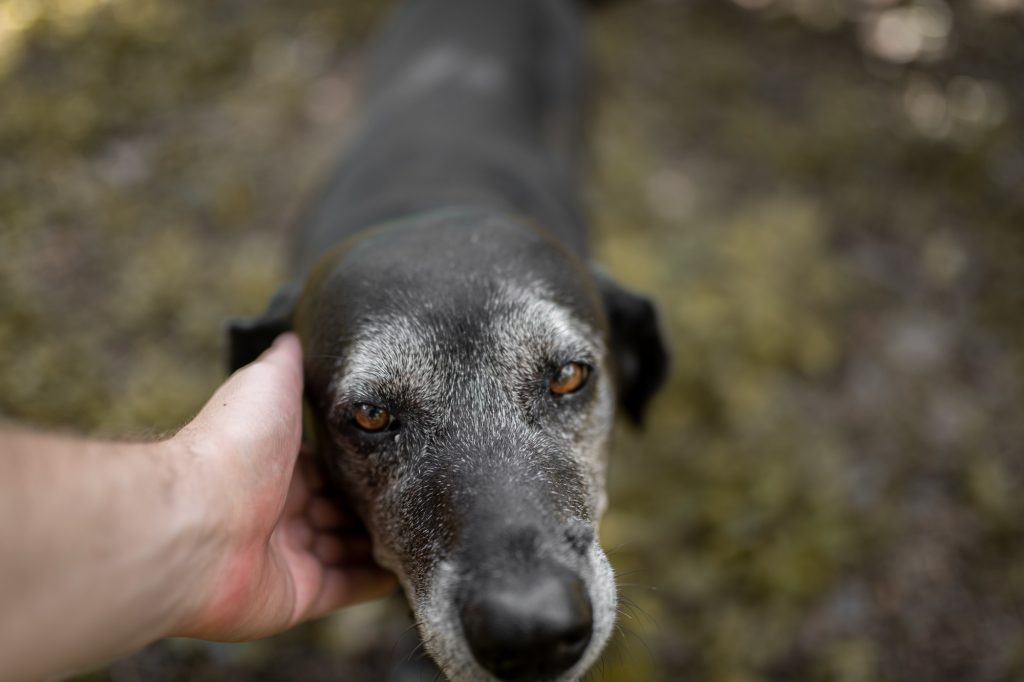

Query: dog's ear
[592,267,669,425]
[226,282,301,373]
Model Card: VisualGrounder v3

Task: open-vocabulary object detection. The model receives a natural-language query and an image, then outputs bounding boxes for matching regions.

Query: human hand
[166,333,396,641]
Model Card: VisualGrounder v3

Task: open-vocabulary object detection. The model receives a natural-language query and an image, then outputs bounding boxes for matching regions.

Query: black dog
[230,0,667,679]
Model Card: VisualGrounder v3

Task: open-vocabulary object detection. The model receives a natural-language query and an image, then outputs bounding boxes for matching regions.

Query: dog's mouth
[395,531,617,682]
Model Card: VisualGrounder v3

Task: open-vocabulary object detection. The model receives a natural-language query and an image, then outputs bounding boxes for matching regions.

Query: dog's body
[292,0,590,271]
[230,1,667,680]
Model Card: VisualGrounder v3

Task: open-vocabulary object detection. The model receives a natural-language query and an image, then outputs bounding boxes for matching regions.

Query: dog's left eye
[550,362,590,396]
[352,403,393,432]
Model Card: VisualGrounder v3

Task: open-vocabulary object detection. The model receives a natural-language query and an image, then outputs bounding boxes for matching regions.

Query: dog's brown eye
[550,362,590,396]
[353,403,392,432]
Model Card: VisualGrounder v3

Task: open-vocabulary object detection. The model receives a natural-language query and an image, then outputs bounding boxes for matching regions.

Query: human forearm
[0,429,214,681]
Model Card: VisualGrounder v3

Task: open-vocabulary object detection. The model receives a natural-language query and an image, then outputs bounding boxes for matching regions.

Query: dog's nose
[460,568,593,681]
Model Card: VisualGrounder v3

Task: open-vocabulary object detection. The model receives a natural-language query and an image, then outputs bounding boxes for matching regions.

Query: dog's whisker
[389,618,422,645]
[406,630,439,664]
[610,636,627,672]
[618,619,656,665]
[386,617,438,679]
[616,603,650,638]
[618,595,660,630]
[399,638,424,667]
[612,567,649,579]
[387,618,425,663]
[597,649,609,681]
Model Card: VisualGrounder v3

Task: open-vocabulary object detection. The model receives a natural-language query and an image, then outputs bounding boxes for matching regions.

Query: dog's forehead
[325,210,601,318]
[332,279,601,398]
[299,211,609,398]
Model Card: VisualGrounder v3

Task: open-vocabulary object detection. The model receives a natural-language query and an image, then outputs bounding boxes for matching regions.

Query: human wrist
[150,435,232,640]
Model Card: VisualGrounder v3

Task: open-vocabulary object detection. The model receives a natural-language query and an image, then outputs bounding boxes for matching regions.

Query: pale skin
[0,333,396,682]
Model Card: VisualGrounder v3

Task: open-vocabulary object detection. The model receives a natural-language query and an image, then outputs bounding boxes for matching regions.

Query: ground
[1,0,1022,680]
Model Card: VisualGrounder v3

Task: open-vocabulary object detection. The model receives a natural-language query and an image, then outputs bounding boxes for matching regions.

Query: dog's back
[293,0,591,272]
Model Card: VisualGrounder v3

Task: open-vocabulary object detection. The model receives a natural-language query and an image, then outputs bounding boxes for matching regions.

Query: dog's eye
[550,362,590,396]
[352,403,393,432]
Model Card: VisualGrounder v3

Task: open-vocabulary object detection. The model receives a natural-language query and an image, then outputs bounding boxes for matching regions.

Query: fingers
[312,533,374,565]
[308,497,345,529]
[281,488,373,566]
[283,463,312,516]
[274,508,396,625]
[281,514,372,557]
[281,515,314,551]
[312,534,347,564]
[298,448,326,493]
[309,566,398,620]
[288,453,360,531]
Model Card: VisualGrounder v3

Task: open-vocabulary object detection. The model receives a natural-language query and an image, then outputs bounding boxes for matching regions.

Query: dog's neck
[290,0,590,275]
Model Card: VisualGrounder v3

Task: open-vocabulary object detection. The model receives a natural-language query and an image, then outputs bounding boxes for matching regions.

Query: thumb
[180,333,305,465]
[248,333,304,388]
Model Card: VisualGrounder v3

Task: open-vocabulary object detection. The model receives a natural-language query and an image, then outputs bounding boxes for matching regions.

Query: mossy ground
[2,1,1022,680]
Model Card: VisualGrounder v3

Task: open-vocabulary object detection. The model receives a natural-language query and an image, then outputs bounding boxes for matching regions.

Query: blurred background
[1,0,1022,680]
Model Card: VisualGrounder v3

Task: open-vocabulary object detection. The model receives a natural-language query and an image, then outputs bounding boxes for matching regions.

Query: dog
[228,0,667,679]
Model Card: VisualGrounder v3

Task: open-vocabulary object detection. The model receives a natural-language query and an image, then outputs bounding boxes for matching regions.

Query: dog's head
[229,209,667,681]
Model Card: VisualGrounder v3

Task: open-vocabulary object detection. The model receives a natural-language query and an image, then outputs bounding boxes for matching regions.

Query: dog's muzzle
[458,560,594,681]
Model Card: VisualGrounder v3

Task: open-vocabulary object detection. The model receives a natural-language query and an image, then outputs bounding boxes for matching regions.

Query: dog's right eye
[352,403,393,432]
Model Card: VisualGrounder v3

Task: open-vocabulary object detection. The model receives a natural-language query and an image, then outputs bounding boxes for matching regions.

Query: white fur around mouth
[409,543,617,682]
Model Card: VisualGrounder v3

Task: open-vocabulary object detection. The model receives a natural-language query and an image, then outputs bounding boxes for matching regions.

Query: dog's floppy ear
[226,282,301,373]
[592,267,669,425]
